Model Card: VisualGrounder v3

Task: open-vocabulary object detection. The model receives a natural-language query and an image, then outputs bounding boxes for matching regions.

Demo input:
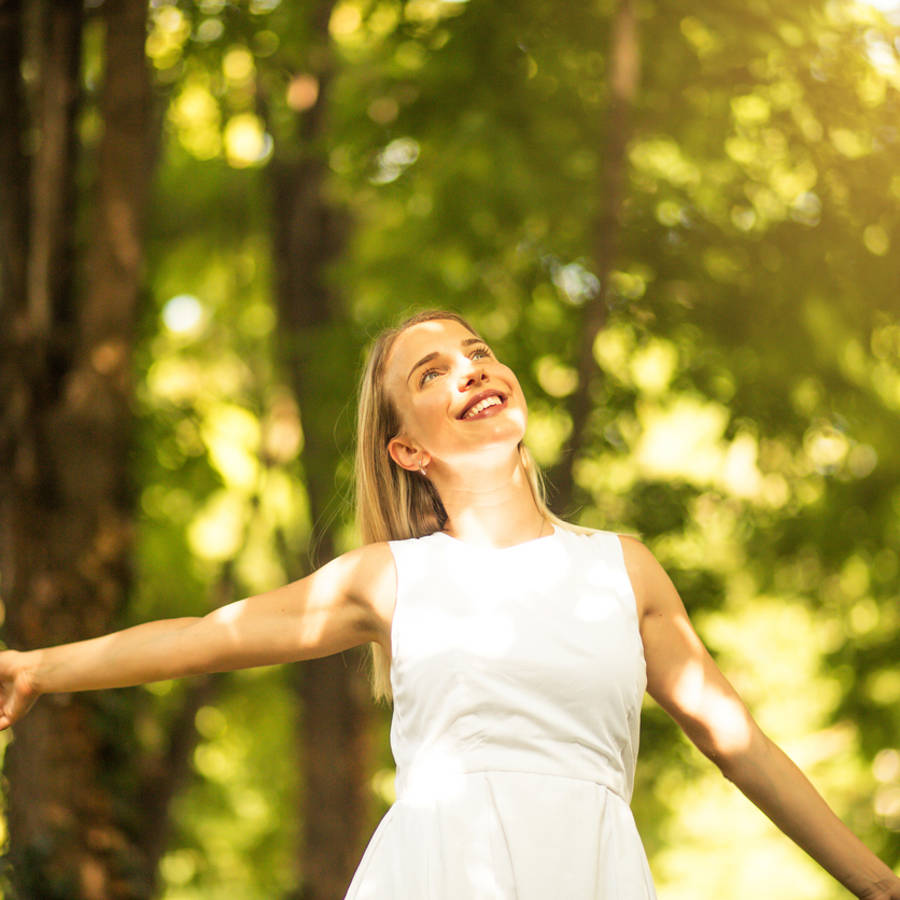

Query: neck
[428,449,550,548]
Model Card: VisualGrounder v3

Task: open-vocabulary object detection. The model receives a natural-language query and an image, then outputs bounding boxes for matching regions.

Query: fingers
[0,651,39,730]
[0,694,17,730]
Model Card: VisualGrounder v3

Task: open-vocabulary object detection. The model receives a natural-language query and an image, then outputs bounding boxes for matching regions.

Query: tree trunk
[0,0,29,325]
[551,0,640,513]
[265,4,372,897]
[0,0,157,896]
[272,154,372,900]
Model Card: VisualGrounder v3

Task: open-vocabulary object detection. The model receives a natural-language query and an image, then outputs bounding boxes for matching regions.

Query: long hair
[355,310,568,700]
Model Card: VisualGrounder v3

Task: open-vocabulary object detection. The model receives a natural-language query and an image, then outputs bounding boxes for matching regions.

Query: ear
[388,435,429,473]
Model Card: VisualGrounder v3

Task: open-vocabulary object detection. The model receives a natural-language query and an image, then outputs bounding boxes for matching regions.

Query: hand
[0,650,41,730]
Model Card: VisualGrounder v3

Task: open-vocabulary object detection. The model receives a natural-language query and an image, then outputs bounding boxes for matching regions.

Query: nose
[458,356,487,390]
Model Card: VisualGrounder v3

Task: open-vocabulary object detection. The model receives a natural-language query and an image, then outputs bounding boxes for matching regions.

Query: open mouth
[459,391,506,420]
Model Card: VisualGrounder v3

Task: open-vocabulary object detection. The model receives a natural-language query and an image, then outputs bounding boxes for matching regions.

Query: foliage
[10,0,895,895]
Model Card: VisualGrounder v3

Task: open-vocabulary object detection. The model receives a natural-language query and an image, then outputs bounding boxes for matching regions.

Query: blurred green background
[1,0,899,897]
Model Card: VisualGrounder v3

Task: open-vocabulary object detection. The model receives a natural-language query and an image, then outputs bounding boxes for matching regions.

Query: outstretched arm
[620,535,900,900]
[0,542,396,730]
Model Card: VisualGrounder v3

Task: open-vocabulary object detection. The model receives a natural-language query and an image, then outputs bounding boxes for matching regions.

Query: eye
[418,367,441,387]
[470,345,492,360]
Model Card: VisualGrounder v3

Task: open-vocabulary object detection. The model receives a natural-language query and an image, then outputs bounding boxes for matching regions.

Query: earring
[418,459,428,476]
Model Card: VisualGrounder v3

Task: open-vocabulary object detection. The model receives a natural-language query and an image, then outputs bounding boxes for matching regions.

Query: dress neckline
[431,523,561,552]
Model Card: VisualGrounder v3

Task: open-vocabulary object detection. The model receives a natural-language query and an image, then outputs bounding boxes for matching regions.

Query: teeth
[464,395,502,419]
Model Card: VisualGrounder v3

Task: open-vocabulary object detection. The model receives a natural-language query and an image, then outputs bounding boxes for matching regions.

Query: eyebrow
[407,337,486,383]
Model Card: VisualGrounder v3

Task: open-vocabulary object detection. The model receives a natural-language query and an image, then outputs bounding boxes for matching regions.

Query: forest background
[1,0,899,898]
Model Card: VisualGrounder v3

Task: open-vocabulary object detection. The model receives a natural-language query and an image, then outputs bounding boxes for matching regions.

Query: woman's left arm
[620,535,900,900]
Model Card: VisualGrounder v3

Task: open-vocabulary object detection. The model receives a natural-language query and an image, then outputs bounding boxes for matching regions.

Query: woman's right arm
[0,542,396,730]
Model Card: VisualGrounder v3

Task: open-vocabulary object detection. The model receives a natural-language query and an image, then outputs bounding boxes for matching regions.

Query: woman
[0,310,898,899]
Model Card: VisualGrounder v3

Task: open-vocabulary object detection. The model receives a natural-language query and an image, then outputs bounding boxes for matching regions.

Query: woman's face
[384,318,528,473]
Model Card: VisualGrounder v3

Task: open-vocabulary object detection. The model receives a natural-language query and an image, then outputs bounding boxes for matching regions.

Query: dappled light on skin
[205,550,378,661]
[667,647,754,759]
[652,597,870,899]
[700,600,842,736]
[110,0,900,894]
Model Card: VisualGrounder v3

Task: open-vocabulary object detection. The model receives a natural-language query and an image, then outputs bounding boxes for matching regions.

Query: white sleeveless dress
[345,525,657,899]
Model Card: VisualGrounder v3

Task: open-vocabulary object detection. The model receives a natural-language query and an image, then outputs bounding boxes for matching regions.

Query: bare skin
[622,536,900,900]
[0,317,897,899]
[384,317,550,549]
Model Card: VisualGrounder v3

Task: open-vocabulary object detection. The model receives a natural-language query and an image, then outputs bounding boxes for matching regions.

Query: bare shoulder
[615,533,678,622]
[333,542,397,636]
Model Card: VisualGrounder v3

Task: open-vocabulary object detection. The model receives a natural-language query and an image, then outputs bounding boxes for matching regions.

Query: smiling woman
[1,310,899,900]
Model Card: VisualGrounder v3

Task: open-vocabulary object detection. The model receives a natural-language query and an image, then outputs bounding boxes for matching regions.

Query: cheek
[501,367,526,404]
[404,394,446,441]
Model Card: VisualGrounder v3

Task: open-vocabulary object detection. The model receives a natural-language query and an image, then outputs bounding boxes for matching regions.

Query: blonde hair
[355,310,571,700]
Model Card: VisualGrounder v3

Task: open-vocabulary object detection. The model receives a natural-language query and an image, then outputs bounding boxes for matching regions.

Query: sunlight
[169,81,222,160]
[201,403,261,491]
[146,5,190,70]
[223,47,255,85]
[721,433,763,499]
[635,396,729,481]
[146,357,205,403]
[860,0,900,21]
[863,223,890,255]
[188,491,245,561]
[803,423,850,473]
[552,261,600,305]
[629,339,677,396]
[534,355,578,398]
[162,293,206,335]
[224,114,272,168]
[330,2,363,39]
[370,137,421,184]
[523,406,572,467]
[629,137,700,188]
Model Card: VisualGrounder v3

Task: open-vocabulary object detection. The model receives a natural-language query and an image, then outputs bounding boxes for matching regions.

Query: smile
[460,393,506,420]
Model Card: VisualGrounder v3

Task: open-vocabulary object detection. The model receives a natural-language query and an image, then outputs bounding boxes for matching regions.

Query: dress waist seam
[397,765,630,804]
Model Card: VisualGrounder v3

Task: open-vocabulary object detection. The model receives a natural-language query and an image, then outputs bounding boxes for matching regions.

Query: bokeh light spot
[162,294,206,335]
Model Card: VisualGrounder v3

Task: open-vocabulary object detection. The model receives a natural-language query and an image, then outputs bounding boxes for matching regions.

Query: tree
[0,0,158,895]
[263,2,373,896]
